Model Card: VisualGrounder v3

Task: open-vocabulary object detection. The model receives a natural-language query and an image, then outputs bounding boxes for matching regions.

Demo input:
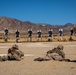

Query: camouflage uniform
[46,45,65,60]
[0,44,24,61]
[34,45,66,61]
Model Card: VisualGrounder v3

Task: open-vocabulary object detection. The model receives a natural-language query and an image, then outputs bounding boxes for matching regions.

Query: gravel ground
[0,42,76,75]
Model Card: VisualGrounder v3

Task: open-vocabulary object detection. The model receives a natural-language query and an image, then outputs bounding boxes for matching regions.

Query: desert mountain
[0,16,74,33]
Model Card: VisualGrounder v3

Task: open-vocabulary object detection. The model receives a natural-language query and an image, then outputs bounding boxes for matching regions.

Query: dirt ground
[0,42,76,75]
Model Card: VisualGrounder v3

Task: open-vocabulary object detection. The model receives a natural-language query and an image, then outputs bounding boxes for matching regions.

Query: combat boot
[13,53,21,61]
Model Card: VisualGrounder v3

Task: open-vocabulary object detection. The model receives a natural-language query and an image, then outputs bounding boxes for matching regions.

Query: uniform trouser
[8,53,21,61]
[34,53,63,61]
[0,53,21,61]
[46,53,63,61]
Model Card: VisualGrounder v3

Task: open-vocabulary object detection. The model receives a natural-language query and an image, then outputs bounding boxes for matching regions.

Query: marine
[0,44,24,61]
[34,45,70,61]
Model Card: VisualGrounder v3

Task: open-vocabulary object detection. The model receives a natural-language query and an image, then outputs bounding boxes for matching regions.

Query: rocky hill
[0,16,74,33]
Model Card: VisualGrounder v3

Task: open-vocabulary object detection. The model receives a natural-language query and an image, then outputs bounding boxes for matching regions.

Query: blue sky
[0,0,76,25]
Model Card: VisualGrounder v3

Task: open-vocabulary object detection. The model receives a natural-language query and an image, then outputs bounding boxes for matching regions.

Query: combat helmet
[12,44,19,50]
[57,45,64,50]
